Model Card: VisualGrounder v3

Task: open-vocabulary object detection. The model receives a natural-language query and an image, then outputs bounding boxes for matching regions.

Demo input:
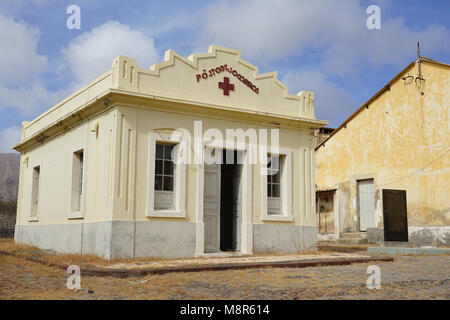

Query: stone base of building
[253,224,317,253]
[15,221,318,259]
[367,226,450,246]
[15,221,197,260]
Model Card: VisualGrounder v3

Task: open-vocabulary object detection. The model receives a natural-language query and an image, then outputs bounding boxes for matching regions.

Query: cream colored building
[315,57,449,246]
[13,46,326,259]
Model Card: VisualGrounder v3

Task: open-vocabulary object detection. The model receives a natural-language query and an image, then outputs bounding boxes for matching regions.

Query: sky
[0,0,449,152]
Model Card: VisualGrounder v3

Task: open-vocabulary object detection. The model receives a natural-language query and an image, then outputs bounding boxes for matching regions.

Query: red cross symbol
[218,77,234,96]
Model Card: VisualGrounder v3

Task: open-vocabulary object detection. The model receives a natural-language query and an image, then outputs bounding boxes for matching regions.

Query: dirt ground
[0,240,448,300]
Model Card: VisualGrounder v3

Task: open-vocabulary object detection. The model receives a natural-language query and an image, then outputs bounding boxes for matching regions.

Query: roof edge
[315,57,449,151]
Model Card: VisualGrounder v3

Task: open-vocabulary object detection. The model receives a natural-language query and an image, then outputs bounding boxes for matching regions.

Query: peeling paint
[316,60,449,244]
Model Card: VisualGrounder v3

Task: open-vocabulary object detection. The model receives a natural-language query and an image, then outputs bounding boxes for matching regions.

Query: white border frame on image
[261,147,293,222]
[147,132,186,218]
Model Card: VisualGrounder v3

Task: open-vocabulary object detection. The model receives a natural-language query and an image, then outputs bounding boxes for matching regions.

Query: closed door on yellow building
[358,179,375,231]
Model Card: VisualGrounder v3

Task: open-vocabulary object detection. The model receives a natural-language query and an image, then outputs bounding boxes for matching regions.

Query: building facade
[14,46,326,259]
[315,57,449,246]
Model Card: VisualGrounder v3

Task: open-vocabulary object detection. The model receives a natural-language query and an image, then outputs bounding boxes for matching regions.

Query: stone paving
[0,251,448,299]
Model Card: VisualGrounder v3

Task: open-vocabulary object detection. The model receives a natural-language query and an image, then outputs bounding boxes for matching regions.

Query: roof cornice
[13,89,327,153]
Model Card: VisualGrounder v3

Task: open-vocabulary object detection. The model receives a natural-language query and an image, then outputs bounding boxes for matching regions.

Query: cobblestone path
[0,253,448,299]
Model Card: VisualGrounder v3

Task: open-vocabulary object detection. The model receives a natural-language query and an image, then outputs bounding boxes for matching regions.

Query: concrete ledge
[87,256,393,278]
[368,246,450,255]
[318,244,370,253]
[366,226,450,246]
[0,249,393,278]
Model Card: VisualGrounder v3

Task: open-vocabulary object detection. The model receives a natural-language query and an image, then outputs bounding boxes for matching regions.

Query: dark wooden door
[382,189,408,242]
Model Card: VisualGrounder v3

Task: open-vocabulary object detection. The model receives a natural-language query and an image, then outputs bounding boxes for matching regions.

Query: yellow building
[13,46,326,259]
[315,57,449,246]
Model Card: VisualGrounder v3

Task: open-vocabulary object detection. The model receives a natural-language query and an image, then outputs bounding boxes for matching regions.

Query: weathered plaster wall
[367,226,450,246]
[316,61,449,230]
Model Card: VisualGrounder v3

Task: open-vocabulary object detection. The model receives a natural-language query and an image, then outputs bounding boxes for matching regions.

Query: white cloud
[321,18,450,76]
[0,82,68,116]
[0,14,47,86]
[0,18,160,117]
[62,21,160,84]
[0,14,60,116]
[282,70,357,127]
[195,0,364,64]
[0,125,21,153]
[195,0,450,75]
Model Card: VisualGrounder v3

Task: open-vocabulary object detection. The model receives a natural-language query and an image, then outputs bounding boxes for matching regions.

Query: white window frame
[261,148,293,221]
[28,162,41,222]
[147,132,186,218]
[68,148,86,220]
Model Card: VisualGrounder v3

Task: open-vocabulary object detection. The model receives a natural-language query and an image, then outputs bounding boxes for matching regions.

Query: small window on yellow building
[71,150,84,213]
[30,165,40,218]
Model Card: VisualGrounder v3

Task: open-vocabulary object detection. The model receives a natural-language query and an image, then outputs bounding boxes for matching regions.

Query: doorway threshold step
[201,251,245,258]
[335,238,368,245]
[380,241,411,247]
[339,232,367,239]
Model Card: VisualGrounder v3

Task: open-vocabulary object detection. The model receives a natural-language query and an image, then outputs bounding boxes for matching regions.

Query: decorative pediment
[112,45,315,119]
[15,45,324,152]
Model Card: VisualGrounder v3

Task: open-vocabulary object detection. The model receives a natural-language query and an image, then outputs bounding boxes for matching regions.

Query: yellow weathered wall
[316,61,449,228]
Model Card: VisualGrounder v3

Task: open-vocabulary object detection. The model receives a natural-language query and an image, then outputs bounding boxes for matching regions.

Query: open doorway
[204,149,242,253]
[220,150,242,251]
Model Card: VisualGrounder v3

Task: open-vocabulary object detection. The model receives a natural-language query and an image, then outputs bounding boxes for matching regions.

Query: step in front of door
[336,238,368,245]
[339,232,367,239]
